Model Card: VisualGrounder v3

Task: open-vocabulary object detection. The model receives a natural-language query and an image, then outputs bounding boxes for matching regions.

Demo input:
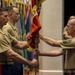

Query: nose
[7,16,10,20]
[18,14,20,18]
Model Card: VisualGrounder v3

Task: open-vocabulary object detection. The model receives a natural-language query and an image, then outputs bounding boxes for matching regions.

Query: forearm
[11,53,31,65]
[15,41,28,49]
[39,49,63,56]
[4,50,31,65]
[40,35,60,47]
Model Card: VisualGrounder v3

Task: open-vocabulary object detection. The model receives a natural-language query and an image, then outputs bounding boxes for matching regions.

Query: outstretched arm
[39,34,61,47]
[14,41,28,49]
[34,48,64,56]
[3,50,38,67]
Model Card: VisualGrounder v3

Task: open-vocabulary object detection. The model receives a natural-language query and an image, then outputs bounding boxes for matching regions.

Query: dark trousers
[0,62,23,75]
[64,69,75,75]
[64,72,75,75]
[12,62,23,75]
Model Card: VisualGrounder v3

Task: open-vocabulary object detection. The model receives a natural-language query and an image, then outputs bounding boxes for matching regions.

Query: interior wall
[39,0,63,75]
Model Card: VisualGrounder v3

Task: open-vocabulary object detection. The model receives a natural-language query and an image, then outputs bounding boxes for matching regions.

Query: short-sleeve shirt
[3,21,22,55]
[59,38,75,69]
[0,29,18,65]
[60,38,75,49]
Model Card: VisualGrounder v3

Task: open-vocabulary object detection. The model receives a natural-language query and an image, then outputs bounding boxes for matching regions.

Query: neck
[0,24,3,29]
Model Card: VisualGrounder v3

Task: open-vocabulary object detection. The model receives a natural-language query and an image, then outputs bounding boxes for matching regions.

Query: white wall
[39,0,63,75]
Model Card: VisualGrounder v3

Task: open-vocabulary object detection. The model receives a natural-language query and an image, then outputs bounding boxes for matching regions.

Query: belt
[0,61,13,65]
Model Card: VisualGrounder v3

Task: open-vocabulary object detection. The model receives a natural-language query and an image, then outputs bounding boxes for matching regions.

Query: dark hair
[7,6,18,12]
[0,7,8,15]
[7,6,13,10]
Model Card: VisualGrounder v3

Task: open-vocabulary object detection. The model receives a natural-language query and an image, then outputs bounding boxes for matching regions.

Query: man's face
[12,7,20,23]
[0,11,8,25]
[66,19,75,36]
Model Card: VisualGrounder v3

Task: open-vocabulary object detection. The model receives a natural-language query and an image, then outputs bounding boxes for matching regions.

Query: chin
[5,21,7,24]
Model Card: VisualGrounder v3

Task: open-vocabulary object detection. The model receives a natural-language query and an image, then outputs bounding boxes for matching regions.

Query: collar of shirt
[7,21,18,32]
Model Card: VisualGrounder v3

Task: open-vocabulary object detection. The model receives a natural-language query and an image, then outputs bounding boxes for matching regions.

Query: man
[0,7,38,75]
[62,16,75,75]
[3,6,24,75]
[38,18,75,75]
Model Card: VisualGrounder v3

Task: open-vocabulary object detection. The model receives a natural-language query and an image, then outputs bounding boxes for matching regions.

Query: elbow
[19,42,28,49]
[19,44,28,49]
[50,43,60,47]
[49,43,57,46]
[7,52,17,60]
[51,43,56,46]
[4,50,17,60]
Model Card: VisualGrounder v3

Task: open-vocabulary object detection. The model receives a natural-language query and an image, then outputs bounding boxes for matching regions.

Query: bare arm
[13,41,28,49]
[39,34,61,47]
[3,50,37,67]
[39,49,64,56]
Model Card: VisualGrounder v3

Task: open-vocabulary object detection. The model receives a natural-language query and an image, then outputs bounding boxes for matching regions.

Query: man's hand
[34,49,40,56]
[30,59,38,67]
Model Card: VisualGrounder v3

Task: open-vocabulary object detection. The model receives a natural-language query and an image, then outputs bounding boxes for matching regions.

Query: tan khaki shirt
[0,29,18,65]
[3,21,22,55]
[59,38,75,69]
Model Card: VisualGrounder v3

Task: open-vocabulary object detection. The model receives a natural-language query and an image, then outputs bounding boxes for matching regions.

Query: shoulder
[3,24,12,34]
[3,23,12,30]
[60,38,75,46]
